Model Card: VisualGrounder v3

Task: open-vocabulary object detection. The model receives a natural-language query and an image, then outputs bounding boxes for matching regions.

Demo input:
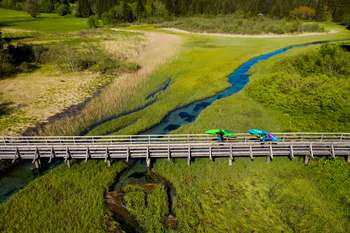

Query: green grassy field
[87,24,350,136]
[150,158,350,233]
[0,8,87,32]
[1,9,350,233]
[0,161,126,233]
[176,41,350,134]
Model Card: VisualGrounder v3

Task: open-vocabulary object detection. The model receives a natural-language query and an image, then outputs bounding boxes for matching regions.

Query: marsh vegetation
[247,43,350,131]
[1,2,350,233]
[0,161,126,233]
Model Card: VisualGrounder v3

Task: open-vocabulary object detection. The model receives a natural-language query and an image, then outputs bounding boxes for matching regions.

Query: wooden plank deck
[0,133,349,167]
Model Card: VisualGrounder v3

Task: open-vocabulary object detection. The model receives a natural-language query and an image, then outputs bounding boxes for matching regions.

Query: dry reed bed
[39,31,183,135]
[0,30,143,135]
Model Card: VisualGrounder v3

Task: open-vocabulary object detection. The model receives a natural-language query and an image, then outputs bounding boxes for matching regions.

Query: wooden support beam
[330,144,336,159]
[32,147,41,169]
[85,146,91,162]
[346,155,350,163]
[209,145,213,161]
[146,147,151,168]
[229,145,234,166]
[126,147,130,163]
[304,155,309,166]
[309,144,314,159]
[105,148,111,167]
[269,144,273,161]
[65,147,71,168]
[146,158,151,168]
[249,146,254,161]
[167,145,171,161]
[12,147,20,164]
[48,146,55,163]
[187,145,191,166]
[33,159,40,169]
[289,145,294,160]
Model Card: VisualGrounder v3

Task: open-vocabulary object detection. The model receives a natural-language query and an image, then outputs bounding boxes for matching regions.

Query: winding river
[0,39,337,205]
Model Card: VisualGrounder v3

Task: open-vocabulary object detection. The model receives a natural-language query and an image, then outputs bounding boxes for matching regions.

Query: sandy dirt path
[162,27,337,38]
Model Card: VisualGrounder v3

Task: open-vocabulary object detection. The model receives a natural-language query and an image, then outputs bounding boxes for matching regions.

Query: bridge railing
[0,142,349,165]
[0,133,349,145]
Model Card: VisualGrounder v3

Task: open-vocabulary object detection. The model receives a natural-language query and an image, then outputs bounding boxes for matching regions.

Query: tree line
[1,0,350,22]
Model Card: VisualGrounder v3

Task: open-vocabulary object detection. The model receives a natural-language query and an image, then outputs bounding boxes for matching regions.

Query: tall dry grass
[39,31,183,136]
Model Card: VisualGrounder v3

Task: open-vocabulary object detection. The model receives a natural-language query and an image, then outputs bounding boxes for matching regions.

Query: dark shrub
[56,4,71,16]
[87,15,98,28]
[0,51,16,78]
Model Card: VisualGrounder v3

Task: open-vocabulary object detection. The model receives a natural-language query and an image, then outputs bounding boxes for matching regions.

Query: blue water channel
[0,40,329,202]
[144,42,322,134]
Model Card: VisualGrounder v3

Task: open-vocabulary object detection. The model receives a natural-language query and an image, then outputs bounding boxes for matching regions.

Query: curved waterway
[143,40,329,134]
[0,39,341,204]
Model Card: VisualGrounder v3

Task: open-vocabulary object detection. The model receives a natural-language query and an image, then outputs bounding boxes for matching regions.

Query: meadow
[85,23,350,136]
[0,161,126,233]
[150,157,350,232]
[1,7,350,233]
[0,8,87,32]
[176,41,350,134]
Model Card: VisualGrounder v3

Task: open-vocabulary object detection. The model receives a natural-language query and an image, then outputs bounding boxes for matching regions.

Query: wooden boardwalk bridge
[0,133,349,168]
